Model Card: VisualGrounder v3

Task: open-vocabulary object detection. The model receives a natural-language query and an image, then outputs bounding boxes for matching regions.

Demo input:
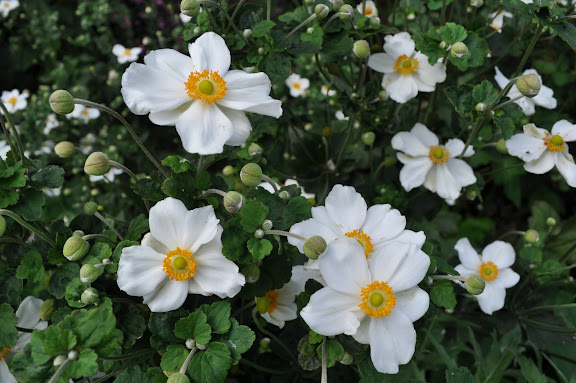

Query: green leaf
[473,80,499,105]
[281,196,312,228]
[261,53,291,78]
[252,20,275,37]
[445,85,474,118]
[11,189,45,221]
[520,247,543,262]
[549,21,576,51]
[188,342,233,383]
[316,339,344,368]
[0,270,23,307]
[162,155,193,174]
[126,214,149,241]
[0,189,19,208]
[8,352,52,382]
[65,277,89,308]
[518,355,547,383]
[67,348,99,378]
[414,32,445,64]
[49,262,80,299]
[464,32,488,68]
[0,303,18,347]
[30,165,65,189]
[31,326,77,364]
[247,238,273,259]
[322,31,353,56]
[162,172,197,206]
[308,331,323,344]
[149,309,190,345]
[160,344,189,371]
[240,200,269,233]
[494,116,516,140]
[427,0,453,10]
[222,217,252,263]
[174,310,212,345]
[430,279,457,309]
[217,318,255,365]
[16,251,45,282]
[132,171,166,202]
[114,366,155,383]
[429,22,467,44]
[0,162,26,189]
[200,301,231,334]
[445,366,474,383]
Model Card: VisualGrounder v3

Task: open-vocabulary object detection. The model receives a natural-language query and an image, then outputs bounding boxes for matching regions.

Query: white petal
[141,233,169,254]
[368,311,416,373]
[149,197,189,250]
[112,44,125,57]
[506,133,546,162]
[413,55,447,90]
[391,130,430,156]
[0,361,17,383]
[268,303,298,326]
[180,205,219,252]
[143,279,189,312]
[144,48,195,81]
[352,316,371,344]
[319,238,371,296]
[476,282,506,315]
[398,155,433,192]
[434,163,462,202]
[372,242,430,292]
[445,139,467,157]
[117,246,167,297]
[552,120,576,142]
[219,106,252,146]
[454,238,482,271]
[189,32,231,75]
[384,32,415,58]
[219,71,282,117]
[516,98,536,116]
[494,66,509,90]
[523,123,547,139]
[533,86,557,109]
[16,296,43,329]
[324,185,367,233]
[524,150,556,174]
[367,53,396,74]
[362,205,406,245]
[411,122,439,147]
[300,288,363,336]
[176,101,233,155]
[446,159,476,188]
[555,151,576,187]
[288,218,339,253]
[481,241,516,269]
[389,230,426,247]
[394,287,430,322]
[149,103,192,126]
[290,265,324,294]
[493,268,520,289]
[386,75,419,104]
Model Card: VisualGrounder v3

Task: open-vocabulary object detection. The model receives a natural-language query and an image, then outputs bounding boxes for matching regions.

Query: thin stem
[0,103,26,163]
[392,0,399,26]
[560,242,576,262]
[491,94,525,110]
[497,230,526,240]
[196,155,204,179]
[278,14,317,47]
[108,160,138,182]
[48,360,70,383]
[73,99,169,178]
[430,275,467,282]
[200,1,251,46]
[198,188,227,198]
[513,22,544,77]
[0,209,55,246]
[521,303,576,315]
[264,229,307,242]
[224,0,246,34]
[266,0,271,20]
[232,300,256,317]
[440,0,448,24]
[99,349,155,361]
[262,174,280,194]
[251,308,296,362]
[0,238,42,253]
[323,13,339,29]
[321,337,328,383]
[335,112,359,167]
[82,234,117,244]
[94,211,124,240]
[536,263,576,276]
[91,371,120,383]
[180,347,198,374]
[0,112,18,163]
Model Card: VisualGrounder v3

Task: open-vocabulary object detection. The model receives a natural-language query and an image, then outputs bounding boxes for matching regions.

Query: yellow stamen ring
[394,54,419,75]
[428,145,450,164]
[479,261,498,281]
[345,229,374,258]
[359,281,396,318]
[264,290,279,313]
[0,346,11,361]
[7,96,17,106]
[185,69,227,104]
[544,133,565,153]
[163,247,197,281]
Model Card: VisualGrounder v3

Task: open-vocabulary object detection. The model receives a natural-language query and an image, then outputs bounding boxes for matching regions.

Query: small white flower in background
[489,10,513,33]
[41,113,59,135]
[392,123,477,205]
[1,89,28,113]
[0,296,47,383]
[0,140,10,159]
[258,178,316,200]
[117,197,245,312]
[335,110,349,121]
[520,0,533,3]
[494,67,557,116]
[89,167,123,183]
[301,237,430,373]
[506,121,576,187]
[0,0,19,17]
[357,0,378,18]
[454,238,520,315]
[121,32,282,155]
[367,32,447,104]
[321,85,336,97]
[558,0,576,5]
[257,267,305,329]
[107,69,119,85]
[79,133,97,155]
[68,104,101,123]
[285,73,310,97]
[112,44,143,64]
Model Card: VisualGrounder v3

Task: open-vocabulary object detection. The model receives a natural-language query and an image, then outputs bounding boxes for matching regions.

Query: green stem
[0,209,55,246]
[0,103,27,163]
[521,303,576,315]
[99,349,155,361]
[278,14,317,47]
[264,229,307,242]
[513,22,544,77]
[73,99,169,178]
[82,234,117,244]
[108,160,138,182]
[536,263,576,276]
[251,308,296,362]
[94,211,124,241]
[0,112,18,163]
[198,188,227,198]
[323,13,339,29]
[321,337,328,383]
[521,318,576,333]
[224,0,246,34]
[266,0,271,20]
[0,238,42,253]
[440,0,447,24]
[262,174,279,194]
[200,1,251,46]
[233,300,256,317]
[180,347,198,374]
[491,94,525,110]
[430,275,467,282]
[335,112,359,167]
[48,360,70,383]
[91,371,120,383]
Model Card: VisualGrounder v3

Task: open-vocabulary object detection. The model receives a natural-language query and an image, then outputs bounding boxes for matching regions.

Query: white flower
[121,32,282,155]
[180,12,192,23]
[285,73,309,98]
[301,237,430,373]
[289,184,425,259]
[112,44,143,64]
[357,0,378,18]
[454,238,520,315]
[89,167,123,183]
[489,10,513,32]
[257,267,303,329]
[1,89,28,113]
[367,32,447,104]
[335,110,348,121]
[494,67,556,116]
[391,123,477,205]
[0,0,19,17]
[107,69,119,85]
[117,197,245,312]
[321,85,336,97]
[79,133,97,155]
[506,121,576,187]
[520,0,533,3]
[0,296,47,383]
[68,104,101,123]
[258,178,316,200]
[0,140,10,159]
[41,114,59,135]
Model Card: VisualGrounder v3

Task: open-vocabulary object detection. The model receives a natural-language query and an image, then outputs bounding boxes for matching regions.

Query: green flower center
[198,80,215,95]
[174,256,188,270]
[550,135,563,146]
[369,292,384,307]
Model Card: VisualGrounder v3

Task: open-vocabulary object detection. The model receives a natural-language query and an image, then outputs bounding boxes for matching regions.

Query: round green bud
[240,163,263,187]
[495,138,508,154]
[49,90,75,115]
[258,337,271,353]
[257,47,265,55]
[450,42,468,58]
[261,220,273,231]
[63,236,90,261]
[243,29,252,38]
[185,338,196,349]
[72,230,85,238]
[80,264,99,283]
[475,102,487,112]
[369,16,381,27]
[39,299,55,321]
[84,152,111,176]
[196,343,206,351]
[278,190,291,201]
[254,229,264,239]
[361,131,376,146]
[314,4,329,19]
[516,73,541,98]
[167,373,190,383]
[81,287,99,305]
[465,275,486,295]
[53,355,66,366]
[0,215,5,236]
[546,217,557,227]
[329,0,343,11]
[222,165,235,176]
[223,191,245,214]
[340,352,353,365]
[67,350,79,360]
[524,229,539,244]
[353,40,371,59]
[256,296,270,314]
[84,201,98,215]
[54,141,76,158]
[180,0,200,17]
[248,143,263,157]
[241,263,261,283]
[338,4,353,20]
[439,41,448,50]
[303,235,327,260]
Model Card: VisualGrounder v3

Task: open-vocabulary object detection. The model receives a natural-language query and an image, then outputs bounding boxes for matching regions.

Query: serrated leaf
[174,311,212,345]
[149,309,189,344]
[247,238,273,259]
[162,172,197,206]
[518,355,547,383]
[160,344,189,371]
[162,155,193,174]
[200,301,231,334]
[30,165,65,189]
[188,342,233,383]
[126,214,149,241]
[494,116,516,140]
[114,366,154,383]
[446,366,474,383]
[59,307,121,356]
[218,318,255,365]
[281,196,312,228]
[11,188,45,221]
[0,303,18,347]
[549,21,576,51]
[252,20,275,37]
[31,326,77,364]
[316,339,344,368]
[0,163,26,188]
[16,251,45,282]
[49,262,80,299]
[131,171,166,202]
[261,53,291,78]
[520,247,543,262]
[473,80,499,105]
[240,200,268,233]
[67,348,99,378]
[65,277,89,308]
[464,32,488,68]
[0,189,19,208]
[430,279,457,309]
[445,85,474,118]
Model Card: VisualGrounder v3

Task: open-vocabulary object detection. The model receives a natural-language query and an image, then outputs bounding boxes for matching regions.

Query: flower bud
[248,143,263,157]
[340,352,353,365]
[361,131,375,146]
[470,0,483,7]
[450,42,468,58]
[196,343,206,351]
[338,4,353,20]
[495,138,508,154]
[80,264,100,283]
[439,41,448,50]
[39,299,55,321]
[63,236,90,261]
[68,350,78,360]
[222,165,234,176]
[0,215,5,236]
[303,235,327,260]
[258,47,265,55]
[304,0,314,5]
[49,90,75,115]
[369,16,381,27]
[475,102,487,112]
[243,29,252,38]
[353,40,370,59]
[84,201,98,216]
[261,220,273,231]
[546,217,557,227]
[53,355,67,366]
[81,287,99,305]
[240,163,263,187]
[54,141,76,158]
[72,230,84,238]
[330,0,343,11]
[278,190,291,201]
[241,263,260,283]
[254,229,264,239]
[223,191,245,214]
[256,296,271,314]
[258,337,271,353]
[516,73,540,98]
[84,152,111,176]
[465,275,486,295]
[185,338,196,349]
[314,4,329,19]
[180,0,200,17]
[524,229,539,244]
[167,373,190,383]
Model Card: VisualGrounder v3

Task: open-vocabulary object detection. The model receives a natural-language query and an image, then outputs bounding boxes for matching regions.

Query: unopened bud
[340,352,353,365]
[196,343,206,351]
[475,102,487,112]
[450,42,468,58]
[278,190,291,200]
[303,235,327,260]
[330,0,343,11]
[353,40,370,59]
[223,191,245,213]
[80,264,99,283]
[261,220,273,230]
[167,373,190,383]
[49,90,75,115]
[222,165,234,176]
[39,299,55,321]
[84,201,98,215]
[243,29,252,38]
[314,4,329,19]
[546,217,556,227]
[54,141,76,158]
[240,163,263,187]
[254,229,264,239]
[67,350,78,360]
[256,296,271,314]
[53,355,66,366]
[0,215,5,236]
[465,275,486,295]
[338,4,353,20]
[241,263,260,283]
[84,152,111,176]
[258,337,271,353]
[361,131,375,146]
[470,0,483,7]
[439,41,448,50]
[63,236,90,261]
[185,338,196,349]
[369,16,381,27]
[495,138,508,154]
[180,0,200,17]
[524,229,539,244]
[72,230,84,238]
[304,0,314,5]
[516,73,540,98]
[81,287,99,305]
[248,143,263,157]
